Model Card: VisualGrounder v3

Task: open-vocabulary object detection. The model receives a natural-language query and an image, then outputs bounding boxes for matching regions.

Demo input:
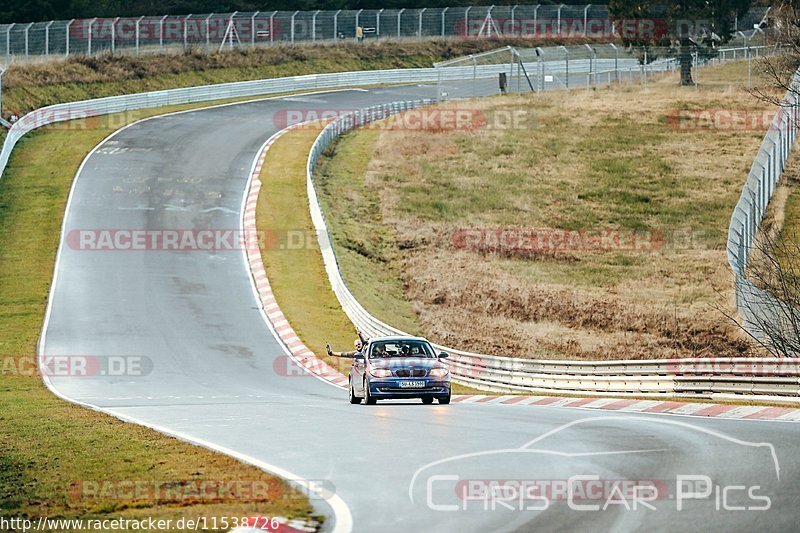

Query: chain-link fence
[0,5,772,64]
[435,43,772,99]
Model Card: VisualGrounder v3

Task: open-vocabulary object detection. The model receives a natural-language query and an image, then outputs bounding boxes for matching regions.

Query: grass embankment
[0,101,315,526]
[3,38,592,117]
[255,126,482,395]
[316,60,781,360]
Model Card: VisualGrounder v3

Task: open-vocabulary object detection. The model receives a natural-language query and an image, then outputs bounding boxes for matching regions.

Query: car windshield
[368,340,435,359]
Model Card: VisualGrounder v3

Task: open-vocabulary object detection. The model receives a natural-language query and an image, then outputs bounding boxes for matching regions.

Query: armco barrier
[306,89,800,404]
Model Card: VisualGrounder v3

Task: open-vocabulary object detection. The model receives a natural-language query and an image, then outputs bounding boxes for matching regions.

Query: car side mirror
[438,352,449,359]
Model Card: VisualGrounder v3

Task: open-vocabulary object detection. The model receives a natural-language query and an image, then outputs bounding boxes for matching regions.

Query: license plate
[398,380,426,389]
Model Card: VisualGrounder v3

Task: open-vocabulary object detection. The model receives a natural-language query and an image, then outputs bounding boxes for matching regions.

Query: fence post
[610,42,618,84]
[65,20,72,56]
[135,16,144,54]
[441,7,448,36]
[112,17,119,55]
[88,18,97,55]
[464,7,471,37]
[205,13,213,51]
[355,9,363,41]
[291,11,298,44]
[557,4,564,36]
[24,22,33,61]
[5,24,12,58]
[251,12,259,45]
[183,14,191,50]
[0,67,4,119]
[560,45,569,89]
[418,8,426,39]
[533,5,540,37]
[312,10,319,41]
[377,8,384,37]
[270,11,277,45]
[583,4,591,36]
[398,8,405,38]
[511,5,518,37]
[334,10,341,41]
[45,20,53,55]
[160,15,167,52]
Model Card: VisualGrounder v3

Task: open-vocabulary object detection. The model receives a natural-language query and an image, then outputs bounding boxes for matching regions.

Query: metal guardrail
[306,71,800,404]
[0,67,450,178]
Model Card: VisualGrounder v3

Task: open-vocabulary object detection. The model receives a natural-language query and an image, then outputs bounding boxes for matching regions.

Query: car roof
[367,335,430,343]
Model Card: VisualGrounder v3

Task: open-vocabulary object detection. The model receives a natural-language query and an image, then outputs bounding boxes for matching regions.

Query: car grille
[394,368,428,378]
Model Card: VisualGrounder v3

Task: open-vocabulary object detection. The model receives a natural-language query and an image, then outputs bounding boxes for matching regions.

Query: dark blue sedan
[348,336,451,405]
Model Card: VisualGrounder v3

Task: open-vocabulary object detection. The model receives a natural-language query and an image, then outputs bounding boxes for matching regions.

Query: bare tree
[724,224,800,357]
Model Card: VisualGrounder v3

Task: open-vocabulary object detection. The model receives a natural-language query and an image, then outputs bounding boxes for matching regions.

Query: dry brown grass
[325,61,783,360]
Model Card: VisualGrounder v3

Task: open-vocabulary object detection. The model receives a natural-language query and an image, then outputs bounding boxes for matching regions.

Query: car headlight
[369,368,392,378]
[429,367,449,378]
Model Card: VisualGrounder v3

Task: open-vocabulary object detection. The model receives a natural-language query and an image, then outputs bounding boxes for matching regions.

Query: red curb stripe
[500,395,528,405]
[475,395,499,404]
[563,397,603,408]
[692,404,737,417]
[530,396,562,406]
[602,399,639,411]
[642,401,686,413]
[743,406,793,420]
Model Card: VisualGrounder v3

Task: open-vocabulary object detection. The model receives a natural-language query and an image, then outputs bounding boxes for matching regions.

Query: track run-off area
[38,81,800,532]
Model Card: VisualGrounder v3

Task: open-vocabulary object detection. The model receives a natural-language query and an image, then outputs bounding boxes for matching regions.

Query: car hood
[370,357,444,370]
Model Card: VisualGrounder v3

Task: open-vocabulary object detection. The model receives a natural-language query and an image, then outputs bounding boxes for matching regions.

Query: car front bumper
[367,378,451,399]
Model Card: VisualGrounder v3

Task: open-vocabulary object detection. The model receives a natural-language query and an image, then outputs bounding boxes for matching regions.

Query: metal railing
[0,4,771,63]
